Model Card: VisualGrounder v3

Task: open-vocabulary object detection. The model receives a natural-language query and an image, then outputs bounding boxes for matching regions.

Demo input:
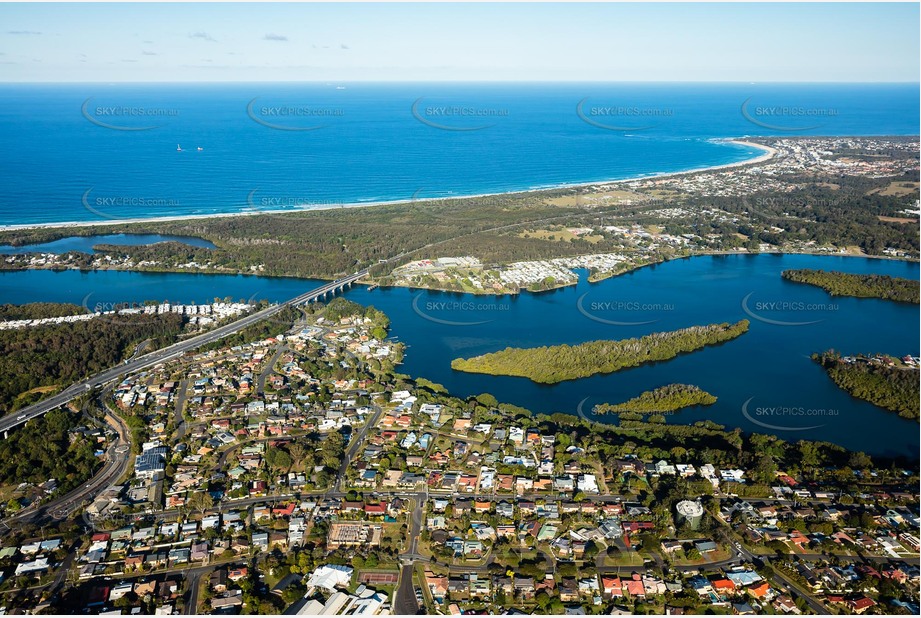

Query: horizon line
[2,79,919,85]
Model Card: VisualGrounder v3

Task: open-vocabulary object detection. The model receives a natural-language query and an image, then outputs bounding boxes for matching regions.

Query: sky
[0,2,918,82]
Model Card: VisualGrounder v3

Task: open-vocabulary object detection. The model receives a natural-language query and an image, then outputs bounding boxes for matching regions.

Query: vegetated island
[594,384,717,416]
[813,351,920,420]
[782,269,919,304]
[450,320,749,384]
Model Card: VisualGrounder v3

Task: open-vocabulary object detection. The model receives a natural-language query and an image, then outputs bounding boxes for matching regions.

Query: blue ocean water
[0,83,917,226]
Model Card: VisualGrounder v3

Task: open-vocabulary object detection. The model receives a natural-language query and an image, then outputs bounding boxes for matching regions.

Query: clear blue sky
[1,2,918,82]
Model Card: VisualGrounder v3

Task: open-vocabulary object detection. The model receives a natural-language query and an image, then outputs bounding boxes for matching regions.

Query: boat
[196,147,203,151]
[176,144,182,151]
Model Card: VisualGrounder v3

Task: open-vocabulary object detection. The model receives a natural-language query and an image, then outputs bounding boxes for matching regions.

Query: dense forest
[0,192,600,279]
[0,313,184,415]
[594,384,717,415]
[813,351,920,420]
[0,302,87,320]
[321,297,389,327]
[0,409,101,496]
[782,269,919,303]
[451,320,749,384]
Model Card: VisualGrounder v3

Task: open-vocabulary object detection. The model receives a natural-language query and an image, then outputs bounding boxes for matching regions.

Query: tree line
[0,313,184,415]
[594,384,717,415]
[0,410,101,498]
[782,269,919,304]
[813,351,920,420]
[451,320,749,384]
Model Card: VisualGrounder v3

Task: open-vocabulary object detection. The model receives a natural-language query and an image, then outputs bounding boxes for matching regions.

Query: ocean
[0,82,917,226]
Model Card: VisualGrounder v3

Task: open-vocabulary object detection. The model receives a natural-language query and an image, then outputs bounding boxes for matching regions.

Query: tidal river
[1,252,917,458]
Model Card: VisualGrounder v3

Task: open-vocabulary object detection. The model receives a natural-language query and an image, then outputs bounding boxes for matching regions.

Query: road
[4,404,132,531]
[335,405,384,493]
[731,539,830,614]
[0,268,370,437]
[393,564,420,615]
[256,345,288,395]
[184,566,212,615]
[172,379,189,442]
[0,205,670,440]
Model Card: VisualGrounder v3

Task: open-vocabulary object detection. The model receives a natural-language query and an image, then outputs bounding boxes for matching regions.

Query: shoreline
[2,249,916,297]
[0,138,777,233]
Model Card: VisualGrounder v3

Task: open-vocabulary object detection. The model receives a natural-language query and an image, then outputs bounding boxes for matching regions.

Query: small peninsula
[813,351,920,420]
[782,269,919,304]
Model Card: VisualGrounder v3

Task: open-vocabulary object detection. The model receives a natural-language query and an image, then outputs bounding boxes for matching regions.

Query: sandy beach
[0,139,777,233]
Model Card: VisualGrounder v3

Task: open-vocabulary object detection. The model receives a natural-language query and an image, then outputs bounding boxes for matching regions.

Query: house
[518,500,536,515]
[695,540,718,554]
[14,557,50,576]
[496,502,515,519]
[158,579,182,599]
[789,530,809,548]
[134,580,156,596]
[211,590,244,610]
[748,582,771,599]
[773,595,799,614]
[125,554,145,570]
[469,574,491,599]
[733,602,756,615]
[108,582,146,608]
[514,577,536,600]
[454,499,473,515]
[190,541,209,561]
[711,578,736,595]
[846,596,876,614]
[448,577,469,599]
[579,577,600,596]
[624,576,645,598]
[364,503,387,517]
[602,576,623,598]
[210,570,228,593]
[252,532,269,551]
[425,571,448,600]
[228,567,249,581]
[559,579,579,603]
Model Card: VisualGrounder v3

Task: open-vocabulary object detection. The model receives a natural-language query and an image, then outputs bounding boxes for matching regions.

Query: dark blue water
[1,253,917,458]
[0,83,917,226]
[0,234,215,254]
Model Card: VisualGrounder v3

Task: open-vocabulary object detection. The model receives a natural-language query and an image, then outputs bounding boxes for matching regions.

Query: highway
[0,268,369,437]
[2,398,132,533]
